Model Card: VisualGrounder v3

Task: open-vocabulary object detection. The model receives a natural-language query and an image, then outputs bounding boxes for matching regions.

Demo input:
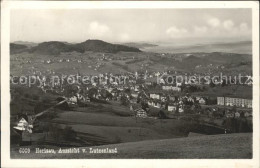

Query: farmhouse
[161,95,167,102]
[187,97,195,103]
[69,96,77,104]
[150,93,160,100]
[196,97,206,105]
[134,85,140,92]
[13,117,33,133]
[148,100,161,108]
[131,92,138,99]
[168,103,177,112]
[244,111,251,117]
[169,95,176,102]
[135,108,147,118]
[235,112,240,118]
[179,104,184,113]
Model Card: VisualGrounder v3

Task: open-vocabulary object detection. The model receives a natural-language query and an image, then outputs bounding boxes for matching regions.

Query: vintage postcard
[1,1,259,168]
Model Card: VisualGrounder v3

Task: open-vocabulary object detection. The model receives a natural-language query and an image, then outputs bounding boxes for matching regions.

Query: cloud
[166,26,188,38]
[118,33,130,42]
[207,18,220,27]
[166,18,251,40]
[88,21,110,37]
[193,26,208,34]
[201,16,251,39]
[223,20,234,31]
[240,22,249,32]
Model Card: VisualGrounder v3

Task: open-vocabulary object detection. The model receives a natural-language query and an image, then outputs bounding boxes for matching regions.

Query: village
[9,37,253,150]
[11,64,253,136]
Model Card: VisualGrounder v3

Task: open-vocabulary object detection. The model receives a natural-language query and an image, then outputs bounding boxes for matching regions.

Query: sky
[10,9,252,44]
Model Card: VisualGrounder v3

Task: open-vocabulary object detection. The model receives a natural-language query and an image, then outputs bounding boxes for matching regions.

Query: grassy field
[50,107,190,144]
[11,133,252,159]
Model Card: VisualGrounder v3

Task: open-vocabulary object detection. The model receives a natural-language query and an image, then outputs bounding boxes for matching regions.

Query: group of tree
[222,115,252,133]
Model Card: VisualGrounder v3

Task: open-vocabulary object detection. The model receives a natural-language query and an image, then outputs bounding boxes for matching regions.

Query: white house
[13,117,33,133]
[135,108,147,118]
[134,85,140,92]
[69,96,77,104]
[150,93,160,100]
[179,105,184,113]
[161,95,167,102]
[196,97,206,105]
[154,102,161,108]
[198,98,206,105]
[168,105,177,112]
[187,97,195,103]
[235,112,240,118]
[131,93,138,98]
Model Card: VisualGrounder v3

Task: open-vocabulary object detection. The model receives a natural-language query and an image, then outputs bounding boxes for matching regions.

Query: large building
[162,85,181,92]
[217,97,252,108]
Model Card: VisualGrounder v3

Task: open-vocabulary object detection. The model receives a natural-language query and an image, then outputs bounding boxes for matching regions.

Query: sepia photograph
[1,1,259,168]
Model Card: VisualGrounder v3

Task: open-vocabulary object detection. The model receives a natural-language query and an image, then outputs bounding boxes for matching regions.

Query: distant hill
[148,52,251,72]
[29,41,78,55]
[75,40,142,53]
[13,41,38,48]
[15,40,141,55]
[121,42,158,49]
[10,43,28,54]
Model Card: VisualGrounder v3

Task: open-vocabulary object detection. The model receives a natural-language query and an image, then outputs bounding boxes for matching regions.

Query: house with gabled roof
[135,108,148,118]
[150,93,160,100]
[168,103,177,112]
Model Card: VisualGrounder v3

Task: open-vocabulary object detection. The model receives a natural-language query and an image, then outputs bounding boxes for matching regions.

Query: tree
[209,80,216,88]
[88,88,98,98]
[100,89,111,100]
[158,110,167,119]
[62,126,77,141]
[221,79,227,87]
[120,95,129,106]
[141,101,149,111]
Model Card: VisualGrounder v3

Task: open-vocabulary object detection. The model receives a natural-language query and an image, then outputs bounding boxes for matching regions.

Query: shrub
[32,94,39,100]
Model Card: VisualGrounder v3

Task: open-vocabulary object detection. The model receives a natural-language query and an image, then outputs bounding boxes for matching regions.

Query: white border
[1,1,259,168]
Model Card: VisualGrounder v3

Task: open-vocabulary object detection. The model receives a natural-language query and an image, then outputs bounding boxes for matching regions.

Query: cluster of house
[67,93,90,105]
[217,97,252,108]
[134,108,148,118]
[147,93,206,113]
[225,111,251,118]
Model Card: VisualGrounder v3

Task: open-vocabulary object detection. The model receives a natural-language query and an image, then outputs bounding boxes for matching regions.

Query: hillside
[148,52,251,72]
[29,41,78,55]
[14,40,142,55]
[204,52,250,64]
[75,40,142,53]
[11,133,252,159]
[13,41,38,48]
[10,43,28,54]
[181,55,210,69]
